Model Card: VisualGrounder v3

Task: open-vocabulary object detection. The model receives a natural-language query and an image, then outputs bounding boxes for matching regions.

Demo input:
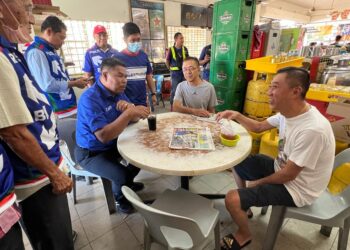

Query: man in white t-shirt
[216,67,335,250]
[173,57,218,117]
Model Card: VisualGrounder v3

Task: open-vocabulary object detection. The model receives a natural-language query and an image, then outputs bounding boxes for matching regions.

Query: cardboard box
[326,102,350,143]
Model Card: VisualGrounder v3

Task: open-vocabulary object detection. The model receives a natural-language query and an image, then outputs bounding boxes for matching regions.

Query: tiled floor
[22,102,349,249]
[23,170,349,250]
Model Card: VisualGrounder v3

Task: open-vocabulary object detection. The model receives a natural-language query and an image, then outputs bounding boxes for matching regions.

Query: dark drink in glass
[147,115,156,131]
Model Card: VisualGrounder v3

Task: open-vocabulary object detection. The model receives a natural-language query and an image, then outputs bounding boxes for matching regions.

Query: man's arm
[94,105,150,144]
[165,49,171,69]
[199,47,210,66]
[26,49,87,91]
[250,160,303,187]
[173,100,210,117]
[216,110,274,133]
[0,125,72,194]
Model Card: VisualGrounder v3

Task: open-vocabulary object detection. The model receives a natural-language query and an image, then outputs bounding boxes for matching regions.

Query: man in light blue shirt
[25,16,88,118]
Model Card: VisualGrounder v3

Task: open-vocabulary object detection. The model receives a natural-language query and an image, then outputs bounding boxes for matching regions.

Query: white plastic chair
[122,186,220,250]
[57,118,116,214]
[263,148,350,250]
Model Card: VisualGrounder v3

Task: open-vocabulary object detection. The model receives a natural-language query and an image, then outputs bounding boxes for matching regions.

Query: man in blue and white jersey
[0,1,74,249]
[26,16,88,118]
[116,22,156,106]
[83,24,119,81]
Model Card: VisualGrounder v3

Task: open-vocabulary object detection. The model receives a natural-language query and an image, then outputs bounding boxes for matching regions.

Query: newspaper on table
[169,127,215,151]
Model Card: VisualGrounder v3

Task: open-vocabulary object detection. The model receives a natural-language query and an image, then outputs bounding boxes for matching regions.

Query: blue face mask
[127,42,142,53]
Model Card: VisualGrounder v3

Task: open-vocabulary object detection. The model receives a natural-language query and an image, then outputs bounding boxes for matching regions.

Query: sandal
[221,234,252,250]
[247,208,253,219]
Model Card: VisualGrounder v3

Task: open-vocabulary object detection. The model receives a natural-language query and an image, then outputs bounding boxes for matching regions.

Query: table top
[117,112,252,176]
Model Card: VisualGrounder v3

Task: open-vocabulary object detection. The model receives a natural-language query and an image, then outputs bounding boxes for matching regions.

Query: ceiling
[258,0,350,23]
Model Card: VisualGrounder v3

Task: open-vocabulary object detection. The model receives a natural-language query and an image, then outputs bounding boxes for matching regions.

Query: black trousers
[20,184,74,250]
[0,222,24,250]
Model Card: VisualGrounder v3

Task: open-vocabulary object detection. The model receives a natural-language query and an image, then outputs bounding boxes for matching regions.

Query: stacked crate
[210,0,256,112]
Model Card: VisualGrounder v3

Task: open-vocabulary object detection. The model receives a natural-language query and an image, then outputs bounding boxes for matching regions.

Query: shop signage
[181,4,207,27]
[219,11,232,25]
[130,0,164,10]
[330,9,350,21]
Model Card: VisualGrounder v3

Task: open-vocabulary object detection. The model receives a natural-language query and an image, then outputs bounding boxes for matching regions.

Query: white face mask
[0,0,33,44]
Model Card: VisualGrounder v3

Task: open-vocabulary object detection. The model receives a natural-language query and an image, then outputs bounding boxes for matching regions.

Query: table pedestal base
[181,176,226,199]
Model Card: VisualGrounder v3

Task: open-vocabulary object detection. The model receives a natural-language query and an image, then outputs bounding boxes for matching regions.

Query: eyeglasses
[182,66,198,72]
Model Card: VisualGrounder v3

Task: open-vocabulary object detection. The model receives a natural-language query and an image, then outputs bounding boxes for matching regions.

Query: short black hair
[335,35,342,42]
[183,56,200,67]
[41,16,67,33]
[100,57,126,72]
[277,67,310,99]
[174,32,182,40]
[122,22,140,37]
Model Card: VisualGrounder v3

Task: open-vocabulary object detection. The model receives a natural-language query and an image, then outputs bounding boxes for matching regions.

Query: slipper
[247,208,253,219]
[221,234,252,250]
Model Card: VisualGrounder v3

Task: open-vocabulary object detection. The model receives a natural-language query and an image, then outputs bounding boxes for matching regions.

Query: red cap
[93,25,107,35]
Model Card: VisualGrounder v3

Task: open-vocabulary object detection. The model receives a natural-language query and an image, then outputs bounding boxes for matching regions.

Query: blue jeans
[170,72,185,105]
[75,146,140,201]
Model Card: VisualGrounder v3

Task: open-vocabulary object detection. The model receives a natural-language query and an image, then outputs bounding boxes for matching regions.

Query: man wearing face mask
[116,22,156,106]
[25,15,88,119]
[0,0,74,249]
[83,25,119,82]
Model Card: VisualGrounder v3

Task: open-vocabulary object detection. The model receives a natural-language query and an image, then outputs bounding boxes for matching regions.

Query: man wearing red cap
[83,25,119,82]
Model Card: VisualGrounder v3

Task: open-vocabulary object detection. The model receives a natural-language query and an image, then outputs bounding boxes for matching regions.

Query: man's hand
[49,168,73,194]
[70,78,89,89]
[216,110,238,121]
[126,105,150,120]
[116,100,134,112]
[248,180,260,188]
[192,109,210,117]
[151,94,157,106]
[204,54,210,63]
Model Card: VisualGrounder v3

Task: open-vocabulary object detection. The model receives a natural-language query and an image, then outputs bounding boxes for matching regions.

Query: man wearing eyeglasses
[83,25,119,83]
[216,67,335,250]
[173,57,217,117]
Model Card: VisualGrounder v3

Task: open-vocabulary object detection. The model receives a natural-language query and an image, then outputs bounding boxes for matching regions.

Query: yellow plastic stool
[335,141,349,155]
[259,129,279,158]
[249,131,267,155]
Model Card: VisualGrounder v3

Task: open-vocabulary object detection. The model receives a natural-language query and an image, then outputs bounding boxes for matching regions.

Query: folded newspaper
[169,127,215,150]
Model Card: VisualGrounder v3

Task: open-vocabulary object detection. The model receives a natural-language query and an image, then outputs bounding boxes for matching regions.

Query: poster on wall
[149,9,165,39]
[130,0,166,62]
[151,40,165,63]
[132,8,150,39]
[142,40,152,60]
[337,24,350,41]
[280,28,301,52]
[304,25,336,45]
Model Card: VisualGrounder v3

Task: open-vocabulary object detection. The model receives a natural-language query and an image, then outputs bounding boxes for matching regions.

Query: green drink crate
[213,0,255,32]
[213,32,250,62]
[215,86,245,112]
[211,61,246,90]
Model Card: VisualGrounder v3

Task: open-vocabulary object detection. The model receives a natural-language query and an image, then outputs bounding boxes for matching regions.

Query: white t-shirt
[267,106,335,207]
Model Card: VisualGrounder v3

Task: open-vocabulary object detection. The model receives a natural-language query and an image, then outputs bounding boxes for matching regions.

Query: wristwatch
[151,92,156,96]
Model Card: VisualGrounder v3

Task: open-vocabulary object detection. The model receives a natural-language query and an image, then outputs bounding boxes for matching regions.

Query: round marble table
[118,112,251,182]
